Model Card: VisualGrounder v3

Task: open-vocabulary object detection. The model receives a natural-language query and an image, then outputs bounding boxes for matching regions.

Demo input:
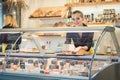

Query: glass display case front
[0,26,120,80]
[0,56,110,80]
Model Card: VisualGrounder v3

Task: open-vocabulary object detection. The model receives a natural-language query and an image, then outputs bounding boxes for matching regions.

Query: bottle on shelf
[67,7,72,25]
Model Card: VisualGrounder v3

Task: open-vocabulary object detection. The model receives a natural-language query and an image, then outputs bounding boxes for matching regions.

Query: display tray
[29,16,65,20]
[29,15,61,18]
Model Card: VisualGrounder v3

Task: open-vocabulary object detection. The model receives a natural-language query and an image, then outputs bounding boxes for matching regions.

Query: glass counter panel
[1,57,108,79]
[0,26,119,80]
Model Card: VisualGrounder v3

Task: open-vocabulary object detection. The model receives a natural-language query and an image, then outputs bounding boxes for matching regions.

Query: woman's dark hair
[72,10,83,18]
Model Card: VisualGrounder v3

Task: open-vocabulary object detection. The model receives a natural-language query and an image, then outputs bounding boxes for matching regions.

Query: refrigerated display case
[0,26,120,80]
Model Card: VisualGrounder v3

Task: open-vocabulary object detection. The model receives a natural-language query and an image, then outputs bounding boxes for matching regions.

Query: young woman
[0,14,21,52]
[65,10,94,54]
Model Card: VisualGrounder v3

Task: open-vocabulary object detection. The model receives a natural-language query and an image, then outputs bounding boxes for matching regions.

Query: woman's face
[72,13,83,27]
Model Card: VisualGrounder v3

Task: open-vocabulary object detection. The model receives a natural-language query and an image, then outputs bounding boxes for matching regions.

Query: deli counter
[0,26,120,80]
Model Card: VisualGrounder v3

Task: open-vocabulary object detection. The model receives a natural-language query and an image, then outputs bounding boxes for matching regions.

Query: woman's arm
[65,33,71,44]
[73,32,94,52]
[85,32,94,51]
[73,46,88,52]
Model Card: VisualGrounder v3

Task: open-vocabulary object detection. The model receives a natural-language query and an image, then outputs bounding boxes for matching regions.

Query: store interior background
[21,0,120,28]
[1,0,120,53]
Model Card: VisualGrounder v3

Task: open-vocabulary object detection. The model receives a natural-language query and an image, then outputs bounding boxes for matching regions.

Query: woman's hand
[73,46,82,53]
[73,46,88,53]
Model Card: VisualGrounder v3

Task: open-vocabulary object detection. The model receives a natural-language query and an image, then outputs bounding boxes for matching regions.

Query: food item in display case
[40,59,48,70]
[46,58,61,74]
[50,59,59,69]
[6,59,19,70]
[11,63,19,71]
[60,61,66,70]
[20,61,25,69]
[32,48,39,52]
[23,59,33,72]
[0,61,4,69]
[40,69,44,74]
[6,60,11,69]
[13,59,19,65]
[10,59,20,71]
[49,65,54,70]
[79,67,89,76]
[44,70,50,74]
[34,60,39,67]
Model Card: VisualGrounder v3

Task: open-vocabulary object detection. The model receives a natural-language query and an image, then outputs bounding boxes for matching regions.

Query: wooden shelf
[87,22,113,25]
[29,17,67,20]
[65,1,120,7]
